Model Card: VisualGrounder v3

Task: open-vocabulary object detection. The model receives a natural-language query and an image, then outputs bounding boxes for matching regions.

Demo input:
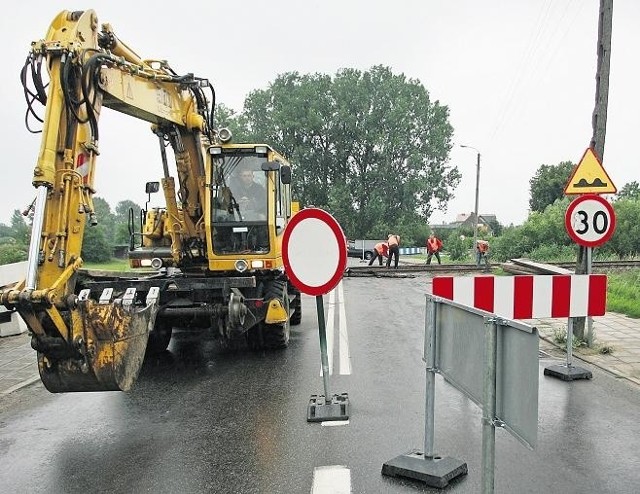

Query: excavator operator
[231,165,267,221]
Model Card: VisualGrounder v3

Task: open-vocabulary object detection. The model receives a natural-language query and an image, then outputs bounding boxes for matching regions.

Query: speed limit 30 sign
[565,194,616,247]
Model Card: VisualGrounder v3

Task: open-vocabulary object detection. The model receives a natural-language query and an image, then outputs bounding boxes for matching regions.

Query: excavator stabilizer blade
[38,290,159,393]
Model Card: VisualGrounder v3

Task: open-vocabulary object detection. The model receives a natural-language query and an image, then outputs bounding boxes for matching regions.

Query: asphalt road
[1,268,640,493]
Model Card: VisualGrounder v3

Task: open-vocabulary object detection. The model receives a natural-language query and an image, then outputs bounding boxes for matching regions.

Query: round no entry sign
[282,208,347,296]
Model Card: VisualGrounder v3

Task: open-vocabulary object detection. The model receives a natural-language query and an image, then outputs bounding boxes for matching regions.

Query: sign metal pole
[481,318,498,494]
[586,247,594,346]
[566,317,574,368]
[423,298,437,458]
[316,294,332,404]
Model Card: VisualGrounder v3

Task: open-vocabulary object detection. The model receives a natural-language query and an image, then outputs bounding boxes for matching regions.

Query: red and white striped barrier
[432,274,607,319]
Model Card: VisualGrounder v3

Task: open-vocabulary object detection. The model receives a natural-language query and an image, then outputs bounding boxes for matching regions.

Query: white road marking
[320,289,336,376]
[1,375,40,395]
[338,282,352,375]
[311,465,351,494]
[327,289,335,375]
[319,282,351,376]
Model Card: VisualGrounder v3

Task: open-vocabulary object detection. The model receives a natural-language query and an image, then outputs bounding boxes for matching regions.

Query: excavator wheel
[147,320,173,353]
[246,323,263,351]
[263,316,290,349]
[262,279,290,349]
[289,285,302,326]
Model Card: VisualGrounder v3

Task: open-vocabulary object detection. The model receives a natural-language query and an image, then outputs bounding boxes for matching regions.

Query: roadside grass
[415,252,474,264]
[606,270,640,318]
[83,258,131,272]
[552,327,616,355]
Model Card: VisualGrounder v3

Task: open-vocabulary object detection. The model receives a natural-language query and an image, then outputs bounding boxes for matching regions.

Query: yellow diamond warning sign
[564,148,617,195]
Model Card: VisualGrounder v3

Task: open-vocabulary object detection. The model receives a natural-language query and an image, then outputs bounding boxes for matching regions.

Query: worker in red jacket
[368,241,389,266]
[476,239,490,267]
[426,233,443,265]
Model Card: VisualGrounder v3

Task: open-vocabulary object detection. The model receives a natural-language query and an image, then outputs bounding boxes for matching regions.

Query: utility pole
[460,145,481,250]
[574,0,613,341]
[473,151,481,250]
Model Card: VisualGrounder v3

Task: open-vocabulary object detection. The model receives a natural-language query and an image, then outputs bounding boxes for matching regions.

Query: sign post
[564,148,617,346]
[282,208,349,421]
[546,194,617,380]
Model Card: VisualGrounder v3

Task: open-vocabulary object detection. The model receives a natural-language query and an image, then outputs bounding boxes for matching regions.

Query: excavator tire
[262,279,290,349]
[147,320,173,353]
[289,285,302,326]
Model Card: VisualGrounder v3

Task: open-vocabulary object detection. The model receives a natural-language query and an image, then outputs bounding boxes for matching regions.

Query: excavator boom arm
[0,9,216,392]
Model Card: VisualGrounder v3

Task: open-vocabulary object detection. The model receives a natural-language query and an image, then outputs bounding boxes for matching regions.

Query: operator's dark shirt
[234,181,266,216]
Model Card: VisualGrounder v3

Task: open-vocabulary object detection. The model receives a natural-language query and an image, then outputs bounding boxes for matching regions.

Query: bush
[0,244,28,265]
[446,235,471,261]
[528,244,577,262]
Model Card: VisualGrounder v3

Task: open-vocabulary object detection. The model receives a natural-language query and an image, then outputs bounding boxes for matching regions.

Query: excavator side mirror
[261,161,280,172]
[145,182,160,194]
[145,182,160,215]
[280,165,291,184]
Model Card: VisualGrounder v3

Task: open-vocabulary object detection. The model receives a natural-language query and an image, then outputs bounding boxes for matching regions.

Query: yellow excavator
[0,9,301,392]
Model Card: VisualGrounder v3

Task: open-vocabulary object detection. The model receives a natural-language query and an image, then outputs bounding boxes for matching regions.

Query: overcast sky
[0,0,637,228]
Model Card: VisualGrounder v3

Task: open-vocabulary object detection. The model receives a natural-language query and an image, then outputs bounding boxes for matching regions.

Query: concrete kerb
[0,331,40,395]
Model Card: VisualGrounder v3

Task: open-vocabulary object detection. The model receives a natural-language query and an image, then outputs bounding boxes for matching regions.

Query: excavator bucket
[37,287,160,393]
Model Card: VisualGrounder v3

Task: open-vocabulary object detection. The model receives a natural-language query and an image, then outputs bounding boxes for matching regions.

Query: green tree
[92,197,115,242]
[529,161,574,213]
[81,225,112,263]
[79,196,114,262]
[114,200,141,245]
[485,217,503,236]
[603,199,640,258]
[214,103,250,142]
[240,66,461,238]
[0,223,13,239]
[617,181,640,201]
[9,210,30,246]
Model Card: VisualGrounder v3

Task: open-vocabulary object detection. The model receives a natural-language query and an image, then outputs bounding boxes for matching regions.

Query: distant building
[430,212,497,235]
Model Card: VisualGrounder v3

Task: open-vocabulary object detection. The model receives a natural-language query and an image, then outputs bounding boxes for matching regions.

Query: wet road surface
[1,269,640,493]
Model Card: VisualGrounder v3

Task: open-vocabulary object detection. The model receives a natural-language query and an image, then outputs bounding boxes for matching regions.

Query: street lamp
[459,144,481,252]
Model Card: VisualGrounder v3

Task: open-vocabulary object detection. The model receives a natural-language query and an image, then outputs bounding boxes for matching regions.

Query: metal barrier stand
[481,318,498,493]
[381,298,468,487]
[544,317,592,381]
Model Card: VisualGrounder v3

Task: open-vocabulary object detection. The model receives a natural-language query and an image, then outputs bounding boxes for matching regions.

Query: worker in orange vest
[426,233,443,265]
[386,234,401,269]
[368,241,389,266]
[476,239,490,267]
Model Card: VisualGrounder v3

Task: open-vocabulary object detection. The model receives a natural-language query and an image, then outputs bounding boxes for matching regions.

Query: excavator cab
[207,143,293,267]
[210,149,270,254]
